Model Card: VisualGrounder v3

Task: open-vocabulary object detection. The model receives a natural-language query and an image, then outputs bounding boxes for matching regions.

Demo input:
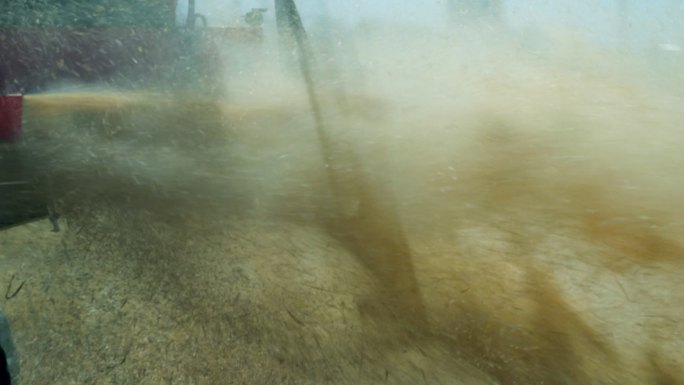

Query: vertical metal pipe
[186,0,196,29]
[274,0,428,329]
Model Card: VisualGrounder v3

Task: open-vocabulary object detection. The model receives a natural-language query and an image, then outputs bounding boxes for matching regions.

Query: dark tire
[0,310,18,385]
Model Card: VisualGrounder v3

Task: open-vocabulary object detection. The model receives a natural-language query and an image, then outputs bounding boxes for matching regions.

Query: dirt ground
[0,211,495,385]
[2,200,683,385]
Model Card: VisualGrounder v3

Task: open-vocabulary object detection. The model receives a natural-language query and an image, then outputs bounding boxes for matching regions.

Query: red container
[0,94,23,142]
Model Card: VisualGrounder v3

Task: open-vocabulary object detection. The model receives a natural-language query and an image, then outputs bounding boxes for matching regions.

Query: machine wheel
[0,310,18,385]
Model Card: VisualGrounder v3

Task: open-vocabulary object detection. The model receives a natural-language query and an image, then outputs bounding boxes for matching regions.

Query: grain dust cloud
[1,1,683,384]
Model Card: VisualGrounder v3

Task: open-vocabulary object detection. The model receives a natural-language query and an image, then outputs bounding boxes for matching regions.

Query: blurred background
[179,0,683,51]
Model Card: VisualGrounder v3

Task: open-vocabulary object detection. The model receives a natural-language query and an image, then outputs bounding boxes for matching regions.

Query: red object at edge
[0,94,23,142]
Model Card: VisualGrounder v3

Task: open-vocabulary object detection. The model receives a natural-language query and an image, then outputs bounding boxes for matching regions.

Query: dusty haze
[2,22,684,384]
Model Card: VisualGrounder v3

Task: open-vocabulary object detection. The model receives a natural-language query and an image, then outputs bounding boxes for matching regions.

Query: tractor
[0,0,267,231]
